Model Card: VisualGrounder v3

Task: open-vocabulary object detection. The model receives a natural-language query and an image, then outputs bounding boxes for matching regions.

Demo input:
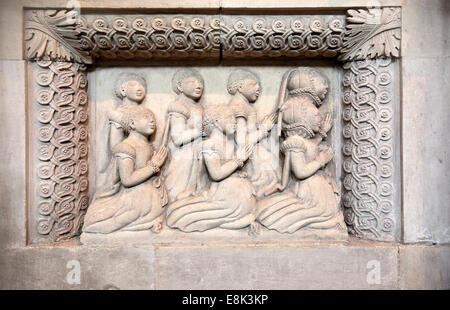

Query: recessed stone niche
[24,9,403,245]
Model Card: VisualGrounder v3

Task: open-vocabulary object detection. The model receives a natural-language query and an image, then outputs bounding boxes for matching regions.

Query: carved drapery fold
[341,58,397,241]
[34,60,89,242]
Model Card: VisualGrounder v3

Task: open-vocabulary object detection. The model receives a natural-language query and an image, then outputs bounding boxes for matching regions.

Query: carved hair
[286,67,328,93]
[114,73,147,100]
[276,67,328,136]
[227,69,259,95]
[202,104,234,136]
[120,105,155,135]
[171,69,204,95]
[282,100,322,139]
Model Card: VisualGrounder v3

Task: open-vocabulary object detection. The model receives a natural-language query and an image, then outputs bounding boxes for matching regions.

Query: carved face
[123,80,146,103]
[179,76,204,100]
[131,112,155,136]
[239,79,260,103]
[312,77,328,100]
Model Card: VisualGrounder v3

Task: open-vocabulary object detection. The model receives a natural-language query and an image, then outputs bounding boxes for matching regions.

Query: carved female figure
[226,69,279,197]
[83,106,169,234]
[163,69,208,202]
[256,68,346,235]
[165,105,259,234]
[98,73,148,189]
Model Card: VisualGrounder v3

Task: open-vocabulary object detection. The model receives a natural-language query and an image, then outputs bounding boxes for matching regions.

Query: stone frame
[24,6,402,244]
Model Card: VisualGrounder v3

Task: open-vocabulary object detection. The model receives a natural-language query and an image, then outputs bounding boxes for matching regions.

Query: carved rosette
[78,16,221,59]
[341,58,396,241]
[34,60,89,242]
[221,17,345,58]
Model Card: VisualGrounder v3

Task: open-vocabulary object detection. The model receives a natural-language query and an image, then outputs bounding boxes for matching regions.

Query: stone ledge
[1,237,448,289]
[0,237,450,290]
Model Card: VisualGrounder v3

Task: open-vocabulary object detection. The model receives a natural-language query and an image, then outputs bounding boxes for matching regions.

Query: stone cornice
[24,8,401,64]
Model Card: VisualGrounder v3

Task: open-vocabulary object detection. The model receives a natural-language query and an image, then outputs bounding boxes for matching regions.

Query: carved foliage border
[341,58,396,241]
[34,60,89,242]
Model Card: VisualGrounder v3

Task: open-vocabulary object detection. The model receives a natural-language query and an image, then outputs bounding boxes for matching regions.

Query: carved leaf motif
[25,10,93,64]
[339,8,401,61]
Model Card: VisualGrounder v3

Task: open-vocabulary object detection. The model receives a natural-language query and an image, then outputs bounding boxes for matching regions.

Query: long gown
[256,135,346,233]
[163,98,208,202]
[228,96,280,197]
[83,137,168,233]
[165,134,257,232]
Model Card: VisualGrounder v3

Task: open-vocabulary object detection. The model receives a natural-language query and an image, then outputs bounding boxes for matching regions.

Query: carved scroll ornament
[221,17,345,58]
[34,60,89,242]
[341,58,396,241]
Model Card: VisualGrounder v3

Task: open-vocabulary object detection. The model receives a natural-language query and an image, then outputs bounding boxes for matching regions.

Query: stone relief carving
[339,8,401,62]
[79,16,221,60]
[34,60,89,242]
[83,106,169,233]
[226,70,279,198]
[24,8,401,243]
[24,10,347,62]
[79,68,347,240]
[257,68,346,235]
[163,69,208,202]
[166,104,260,234]
[341,58,396,241]
[97,73,148,189]
[221,17,345,58]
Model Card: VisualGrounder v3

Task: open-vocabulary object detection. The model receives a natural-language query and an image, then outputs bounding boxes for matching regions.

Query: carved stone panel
[80,66,347,244]
[23,8,402,244]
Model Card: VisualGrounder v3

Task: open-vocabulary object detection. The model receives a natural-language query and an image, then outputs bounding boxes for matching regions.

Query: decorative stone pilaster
[32,60,89,242]
[340,8,401,241]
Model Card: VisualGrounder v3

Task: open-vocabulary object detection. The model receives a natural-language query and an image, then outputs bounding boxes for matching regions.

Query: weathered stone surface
[155,239,399,289]
[0,243,156,289]
[401,0,450,58]
[0,60,26,249]
[402,57,450,244]
[399,245,450,289]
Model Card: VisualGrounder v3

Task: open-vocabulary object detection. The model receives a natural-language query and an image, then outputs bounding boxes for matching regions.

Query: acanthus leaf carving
[338,8,401,62]
[25,10,93,64]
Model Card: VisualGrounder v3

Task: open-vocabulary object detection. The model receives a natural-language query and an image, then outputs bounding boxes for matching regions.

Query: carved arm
[118,158,159,188]
[203,152,241,182]
[290,151,325,180]
[170,114,202,147]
